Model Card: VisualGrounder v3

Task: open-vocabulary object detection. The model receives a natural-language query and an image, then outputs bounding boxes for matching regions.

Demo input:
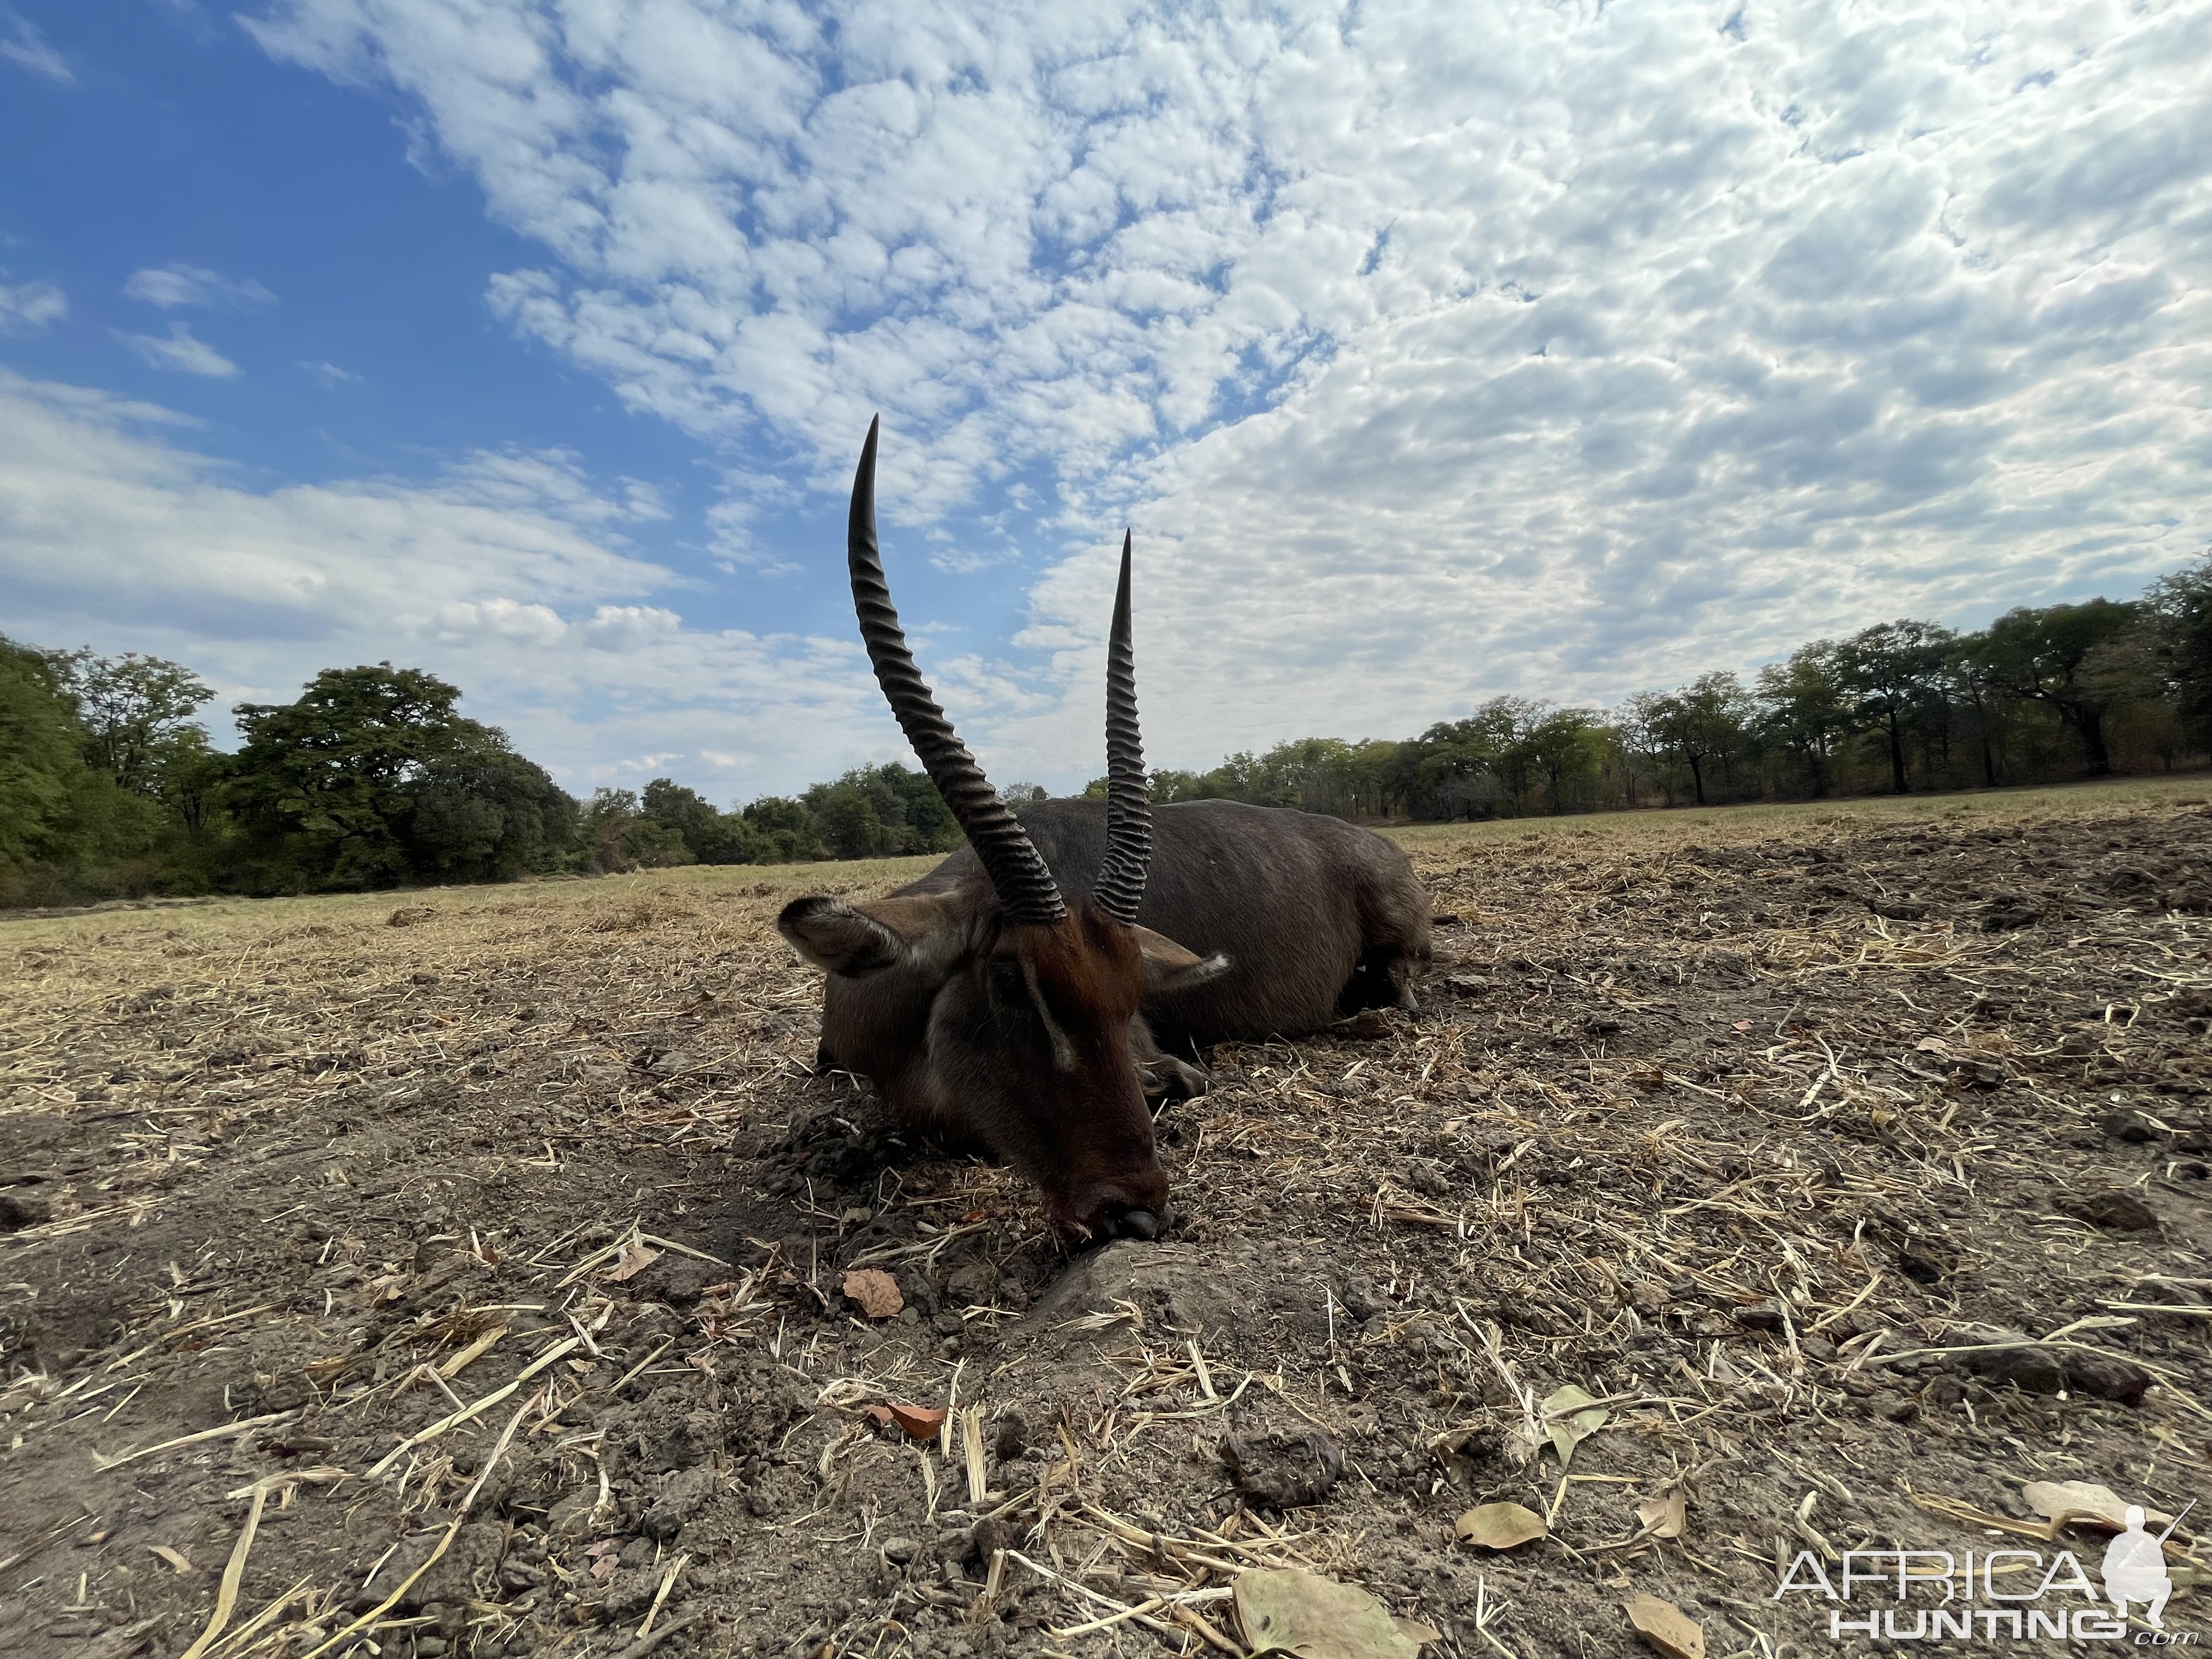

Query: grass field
[1,771,2207,1658]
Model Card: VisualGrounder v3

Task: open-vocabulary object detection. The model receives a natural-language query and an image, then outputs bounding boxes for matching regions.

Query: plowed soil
[3,777,2207,1659]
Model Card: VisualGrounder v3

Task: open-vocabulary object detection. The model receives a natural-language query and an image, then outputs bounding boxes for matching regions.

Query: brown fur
[779,797,1430,1239]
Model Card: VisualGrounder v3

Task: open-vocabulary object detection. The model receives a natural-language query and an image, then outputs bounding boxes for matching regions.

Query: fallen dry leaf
[1636,1486,1688,1539]
[1235,1567,1424,1659]
[1454,1502,1548,1551]
[842,1268,904,1319]
[1625,1593,1705,1659]
[2023,1481,2175,1533]
[605,1243,661,1283]
[148,1544,192,1573]
[887,1403,948,1440]
[1541,1383,1610,1469]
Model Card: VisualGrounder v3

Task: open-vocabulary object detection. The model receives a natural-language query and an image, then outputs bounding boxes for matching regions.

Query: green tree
[1515,707,1602,814]
[640,777,766,864]
[1397,710,1508,819]
[407,747,578,881]
[227,663,566,890]
[871,763,962,852]
[1962,600,2140,775]
[47,650,215,796]
[2143,556,2212,748]
[0,636,86,872]
[1630,673,1756,806]
[804,776,898,859]
[580,788,691,873]
[1830,620,1955,793]
[1756,643,1855,798]
[740,795,822,862]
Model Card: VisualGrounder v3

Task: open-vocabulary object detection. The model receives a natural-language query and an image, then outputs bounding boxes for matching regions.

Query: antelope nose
[1116,1208,1159,1242]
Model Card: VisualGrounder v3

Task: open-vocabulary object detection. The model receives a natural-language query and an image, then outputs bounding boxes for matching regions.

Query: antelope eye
[986,960,1029,1004]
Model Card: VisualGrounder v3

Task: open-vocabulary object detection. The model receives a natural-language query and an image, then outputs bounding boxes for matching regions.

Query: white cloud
[0,278,65,334]
[112,321,242,378]
[439,446,673,527]
[298,359,361,386]
[123,263,279,309]
[0,370,918,798]
[0,5,69,81]
[233,1,2212,782]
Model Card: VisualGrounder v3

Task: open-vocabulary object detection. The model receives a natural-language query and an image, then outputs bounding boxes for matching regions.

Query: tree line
[6,553,2210,904]
[1102,558,2212,821]
[0,648,972,905]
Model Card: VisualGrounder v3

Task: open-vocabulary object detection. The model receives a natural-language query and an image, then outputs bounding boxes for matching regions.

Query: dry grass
[2,772,2208,1658]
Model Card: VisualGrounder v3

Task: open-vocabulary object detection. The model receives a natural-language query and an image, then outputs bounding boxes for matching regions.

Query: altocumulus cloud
[0,371,907,795]
[241,0,2212,782]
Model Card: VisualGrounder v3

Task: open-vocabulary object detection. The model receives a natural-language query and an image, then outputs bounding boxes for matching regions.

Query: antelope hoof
[1143,1057,1210,1103]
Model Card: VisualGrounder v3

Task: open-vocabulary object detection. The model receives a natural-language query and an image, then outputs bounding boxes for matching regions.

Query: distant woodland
[7,554,2211,906]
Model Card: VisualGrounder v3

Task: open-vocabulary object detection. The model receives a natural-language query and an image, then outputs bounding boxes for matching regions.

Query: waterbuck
[777,419,1431,1242]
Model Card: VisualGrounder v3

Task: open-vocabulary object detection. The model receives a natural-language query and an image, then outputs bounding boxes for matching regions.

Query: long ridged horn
[848,417,1065,926]
[1091,530,1150,926]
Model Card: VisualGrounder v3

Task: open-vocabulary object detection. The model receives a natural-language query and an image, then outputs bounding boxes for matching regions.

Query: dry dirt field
[3,777,2209,1659]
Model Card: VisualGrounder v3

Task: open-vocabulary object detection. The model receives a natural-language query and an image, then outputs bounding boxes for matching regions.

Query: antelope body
[778,420,1431,1240]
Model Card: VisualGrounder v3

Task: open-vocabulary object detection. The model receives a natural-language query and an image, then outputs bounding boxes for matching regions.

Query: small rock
[1734,1301,1786,1333]
[641,1465,717,1542]
[1336,1274,1386,1321]
[2101,1109,2162,1144]
[2055,1350,2154,1407]
[1331,1009,1397,1041]
[945,1261,998,1306]
[968,1516,1012,1566]
[546,1489,603,1539]
[600,1565,664,1623]
[372,1524,505,1613]
[629,1256,720,1307]
[2056,1189,2159,1233]
[882,1537,924,1566]
[1221,1431,1345,1509]
[991,1412,1028,1465]
[1871,1392,1919,1423]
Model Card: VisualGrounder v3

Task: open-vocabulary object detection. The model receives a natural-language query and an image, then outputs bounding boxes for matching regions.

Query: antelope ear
[777,894,961,978]
[1131,926,1229,993]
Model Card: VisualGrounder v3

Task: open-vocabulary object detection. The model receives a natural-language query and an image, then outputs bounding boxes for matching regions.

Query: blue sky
[2,1,2208,802]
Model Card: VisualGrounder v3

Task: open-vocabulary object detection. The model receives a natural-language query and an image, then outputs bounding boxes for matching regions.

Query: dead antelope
[779,419,1431,1240]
